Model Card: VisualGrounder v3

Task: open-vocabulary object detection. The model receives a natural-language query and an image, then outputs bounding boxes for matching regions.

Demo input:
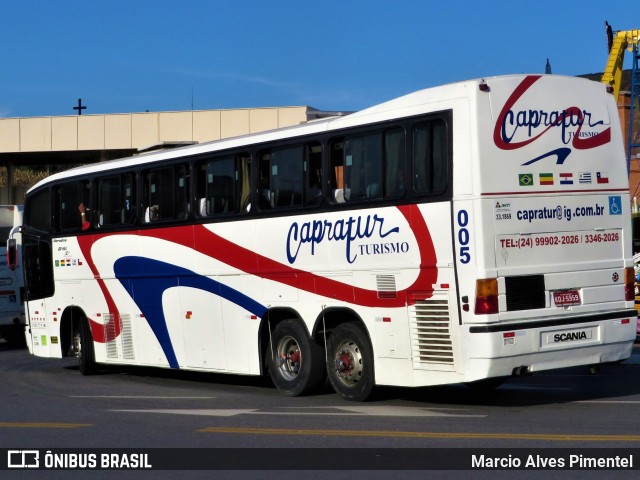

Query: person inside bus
[78,202,91,231]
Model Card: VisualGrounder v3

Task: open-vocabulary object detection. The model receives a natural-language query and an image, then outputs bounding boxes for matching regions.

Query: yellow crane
[601,27,640,100]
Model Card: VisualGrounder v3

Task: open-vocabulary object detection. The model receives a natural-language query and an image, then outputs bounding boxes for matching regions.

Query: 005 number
[457,209,471,264]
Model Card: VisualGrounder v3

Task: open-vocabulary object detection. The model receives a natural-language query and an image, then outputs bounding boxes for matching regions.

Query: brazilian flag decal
[519,173,534,186]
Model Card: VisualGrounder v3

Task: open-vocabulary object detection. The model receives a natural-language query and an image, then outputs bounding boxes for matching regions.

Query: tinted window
[97,173,136,226]
[55,180,91,231]
[258,146,304,209]
[196,153,250,217]
[144,164,189,222]
[25,189,51,232]
[413,120,447,195]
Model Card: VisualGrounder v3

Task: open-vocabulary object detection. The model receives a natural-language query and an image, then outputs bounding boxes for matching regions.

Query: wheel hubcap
[333,339,363,386]
[276,335,302,381]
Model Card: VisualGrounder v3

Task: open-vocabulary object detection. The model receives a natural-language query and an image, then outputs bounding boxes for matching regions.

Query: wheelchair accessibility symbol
[608,196,622,215]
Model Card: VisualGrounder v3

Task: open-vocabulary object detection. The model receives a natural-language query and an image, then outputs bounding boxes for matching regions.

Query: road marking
[111,406,485,418]
[113,409,258,417]
[197,426,640,442]
[577,400,640,404]
[0,422,92,429]
[70,396,216,399]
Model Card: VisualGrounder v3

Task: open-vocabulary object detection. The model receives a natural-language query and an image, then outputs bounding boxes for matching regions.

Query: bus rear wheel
[0,325,26,347]
[267,319,325,396]
[327,323,374,401]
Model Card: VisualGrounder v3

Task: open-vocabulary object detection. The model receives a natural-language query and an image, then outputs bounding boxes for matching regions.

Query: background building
[0,105,332,204]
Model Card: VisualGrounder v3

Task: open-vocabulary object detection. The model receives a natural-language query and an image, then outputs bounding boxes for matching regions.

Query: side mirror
[7,238,18,271]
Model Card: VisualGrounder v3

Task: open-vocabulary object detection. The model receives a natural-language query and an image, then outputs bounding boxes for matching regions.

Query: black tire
[78,318,97,375]
[326,323,374,401]
[0,325,27,348]
[267,319,325,396]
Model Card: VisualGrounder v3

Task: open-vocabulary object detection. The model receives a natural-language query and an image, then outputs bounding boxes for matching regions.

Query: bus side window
[56,181,92,231]
[344,133,382,202]
[122,174,136,224]
[413,120,447,195]
[97,173,137,227]
[305,142,323,207]
[329,139,346,203]
[25,189,51,232]
[384,128,406,198]
[144,170,162,222]
[197,153,249,217]
[143,164,189,222]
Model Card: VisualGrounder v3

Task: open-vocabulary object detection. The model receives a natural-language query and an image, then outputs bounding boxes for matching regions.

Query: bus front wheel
[327,323,374,401]
[267,319,325,396]
[77,318,97,375]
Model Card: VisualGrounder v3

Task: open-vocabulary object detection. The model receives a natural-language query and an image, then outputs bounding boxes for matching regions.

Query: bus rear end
[456,75,637,382]
[0,205,25,346]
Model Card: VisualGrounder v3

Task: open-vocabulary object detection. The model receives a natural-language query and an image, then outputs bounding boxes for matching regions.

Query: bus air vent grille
[120,314,135,360]
[505,275,545,311]
[376,274,397,299]
[103,314,118,359]
[409,297,454,366]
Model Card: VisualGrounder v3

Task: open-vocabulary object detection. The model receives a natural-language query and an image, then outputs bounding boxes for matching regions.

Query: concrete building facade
[0,106,318,204]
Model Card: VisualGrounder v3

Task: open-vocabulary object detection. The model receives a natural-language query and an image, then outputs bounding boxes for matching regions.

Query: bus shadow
[63,361,278,390]
[61,346,640,408]
[372,358,640,407]
[0,339,26,352]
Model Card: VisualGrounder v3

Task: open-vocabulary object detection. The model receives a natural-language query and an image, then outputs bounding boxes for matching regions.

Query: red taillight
[6,238,18,271]
[624,267,635,301]
[474,278,499,315]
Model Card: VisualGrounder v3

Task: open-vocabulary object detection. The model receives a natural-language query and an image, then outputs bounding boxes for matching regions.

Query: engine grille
[103,313,135,360]
[409,296,454,367]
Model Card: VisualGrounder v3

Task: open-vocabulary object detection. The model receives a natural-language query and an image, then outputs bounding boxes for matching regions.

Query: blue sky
[1,0,637,118]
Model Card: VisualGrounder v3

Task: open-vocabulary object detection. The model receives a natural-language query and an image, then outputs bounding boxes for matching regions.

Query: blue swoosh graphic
[521,147,572,166]
[113,256,267,369]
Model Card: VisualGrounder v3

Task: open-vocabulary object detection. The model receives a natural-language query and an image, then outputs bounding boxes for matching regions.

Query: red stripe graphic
[76,205,439,342]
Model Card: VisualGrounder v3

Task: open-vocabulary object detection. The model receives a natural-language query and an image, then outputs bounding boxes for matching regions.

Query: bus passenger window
[56,180,92,231]
[96,173,136,227]
[143,164,189,222]
[413,120,447,195]
[197,153,249,217]
[25,189,51,232]
[384,129,406,197]
[259,146,303,210]
[258,153,273,209]
[329,140,346,203]
[305,142,323,207]
[344,133,382,201]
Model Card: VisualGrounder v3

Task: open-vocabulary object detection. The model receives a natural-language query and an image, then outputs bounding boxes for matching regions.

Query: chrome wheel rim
[333,339,363,387]
[276,335,302,381]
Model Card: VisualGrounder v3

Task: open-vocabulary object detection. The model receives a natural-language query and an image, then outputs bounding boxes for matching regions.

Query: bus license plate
[553,290,581,306]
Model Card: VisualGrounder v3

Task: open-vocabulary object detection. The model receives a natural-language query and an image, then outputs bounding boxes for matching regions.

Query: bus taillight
[6,238,18,271]
[624,267,635,301]
[474,278,499,315]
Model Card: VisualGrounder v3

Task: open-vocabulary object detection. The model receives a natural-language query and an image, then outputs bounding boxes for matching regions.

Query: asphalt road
[1,340,639,479]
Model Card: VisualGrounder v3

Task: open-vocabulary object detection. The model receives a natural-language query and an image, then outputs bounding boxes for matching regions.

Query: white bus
[1,205,25,346]
[8,74,637,400]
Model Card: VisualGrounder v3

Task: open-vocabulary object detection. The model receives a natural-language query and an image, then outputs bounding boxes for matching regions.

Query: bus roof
[27,74,608,193]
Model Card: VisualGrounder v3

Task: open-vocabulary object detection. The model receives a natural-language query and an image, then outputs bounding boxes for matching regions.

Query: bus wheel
[268,319,325,396]
[0,325,26,348]
[327,323,374,401]
[77,319,97,376]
